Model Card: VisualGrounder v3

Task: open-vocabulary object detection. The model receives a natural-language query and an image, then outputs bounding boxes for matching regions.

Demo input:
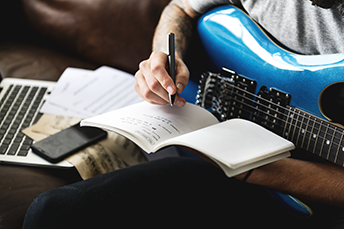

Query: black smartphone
[31,123,107,163]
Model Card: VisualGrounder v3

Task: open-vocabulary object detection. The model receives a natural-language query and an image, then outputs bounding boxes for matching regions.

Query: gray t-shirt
[189,0,344,55]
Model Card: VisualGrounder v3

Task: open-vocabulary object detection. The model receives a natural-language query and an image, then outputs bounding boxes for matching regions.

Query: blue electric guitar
[196,5,344,217]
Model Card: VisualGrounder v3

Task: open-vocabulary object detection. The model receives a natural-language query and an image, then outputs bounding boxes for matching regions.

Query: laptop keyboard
[0,84,47,157]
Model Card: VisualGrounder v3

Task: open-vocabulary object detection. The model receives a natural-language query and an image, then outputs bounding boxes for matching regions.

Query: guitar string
[204,78,344,154]
[213,81,309,128]
[225,93,343,149]
[214,88,344,160]
[217,77,342,136]
[221,86,344,145]
[201,74,344,160]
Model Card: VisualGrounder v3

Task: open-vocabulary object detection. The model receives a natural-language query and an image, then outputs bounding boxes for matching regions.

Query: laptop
[0,77,73,168]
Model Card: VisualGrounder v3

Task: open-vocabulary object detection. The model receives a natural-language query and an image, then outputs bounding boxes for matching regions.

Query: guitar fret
[336,146,344,166]
[294,112,305,147]
[306,116,316,152]
[326,126,336,160]
[311,120,322,154]
[285,108,296,141]
[283,107,292,139]
[328,127,342,163]
[290,110,301,144]
[299,113,309,149]
[319,123,331,159]
[334,129,344,166]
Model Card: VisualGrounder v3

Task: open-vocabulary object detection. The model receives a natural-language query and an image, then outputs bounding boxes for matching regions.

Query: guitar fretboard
[283,107,344,166]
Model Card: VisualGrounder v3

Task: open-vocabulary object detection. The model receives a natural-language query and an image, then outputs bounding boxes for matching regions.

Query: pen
[167,33,176,106]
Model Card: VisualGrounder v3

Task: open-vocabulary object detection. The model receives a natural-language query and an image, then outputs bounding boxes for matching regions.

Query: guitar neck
[282,106,344,166]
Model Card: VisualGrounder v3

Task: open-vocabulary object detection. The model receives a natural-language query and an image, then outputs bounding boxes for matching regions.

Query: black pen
[167,33,176,106]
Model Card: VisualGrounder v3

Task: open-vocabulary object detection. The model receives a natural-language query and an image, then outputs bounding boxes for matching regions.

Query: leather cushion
[0,41,98,81]
[21,0,171,74]
[0,165,81,229]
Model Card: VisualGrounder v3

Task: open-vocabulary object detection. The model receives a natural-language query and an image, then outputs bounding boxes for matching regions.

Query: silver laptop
[0,78,73,168]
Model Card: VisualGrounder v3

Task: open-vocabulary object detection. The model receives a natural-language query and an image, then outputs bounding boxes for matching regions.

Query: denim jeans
[22,157,344,229]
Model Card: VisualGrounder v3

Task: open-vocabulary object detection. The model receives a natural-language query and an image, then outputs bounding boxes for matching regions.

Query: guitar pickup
[218,67,257,121]
[252,86,291,132]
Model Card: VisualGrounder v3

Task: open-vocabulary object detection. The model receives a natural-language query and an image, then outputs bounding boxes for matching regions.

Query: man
[23,1,344,228]
[134,0,344,225]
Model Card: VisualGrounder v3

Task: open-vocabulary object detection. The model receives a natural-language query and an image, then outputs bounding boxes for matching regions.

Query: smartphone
[31,123,107,163]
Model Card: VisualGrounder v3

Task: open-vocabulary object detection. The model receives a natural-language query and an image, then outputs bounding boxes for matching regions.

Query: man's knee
[22,186,82,229]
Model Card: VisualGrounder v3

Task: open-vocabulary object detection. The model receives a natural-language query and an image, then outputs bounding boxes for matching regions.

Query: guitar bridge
[197,67,257,121]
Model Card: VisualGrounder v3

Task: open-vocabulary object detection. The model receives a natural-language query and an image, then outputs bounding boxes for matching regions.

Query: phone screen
[31,123,107,163]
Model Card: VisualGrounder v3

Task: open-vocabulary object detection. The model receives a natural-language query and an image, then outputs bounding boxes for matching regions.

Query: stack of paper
[40,66,143,118]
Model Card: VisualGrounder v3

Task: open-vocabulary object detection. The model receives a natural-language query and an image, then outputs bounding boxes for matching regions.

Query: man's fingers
[134,69,168,105]
[148,51,176,95]
[175,58,189,94]
[135,51,189,106]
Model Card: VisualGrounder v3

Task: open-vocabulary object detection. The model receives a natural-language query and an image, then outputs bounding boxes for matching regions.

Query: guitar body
[195,5,344,218]
[197,5,344,123]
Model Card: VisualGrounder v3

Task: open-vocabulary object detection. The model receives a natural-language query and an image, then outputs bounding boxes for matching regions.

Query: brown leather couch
[0,0,171,228]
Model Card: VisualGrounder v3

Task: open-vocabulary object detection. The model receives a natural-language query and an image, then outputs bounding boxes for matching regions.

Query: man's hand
[135,51,189,107]
[134,0,198,107]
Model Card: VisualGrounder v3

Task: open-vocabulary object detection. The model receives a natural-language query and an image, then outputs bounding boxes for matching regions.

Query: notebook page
[81,102,219,152]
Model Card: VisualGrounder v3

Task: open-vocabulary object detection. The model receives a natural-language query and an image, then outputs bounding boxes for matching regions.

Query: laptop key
[18,145,30,157]
[5,134,14,140]
[7,143,19,155]
[0,145,8,154]
[2,139,11,145]
[20,144,30,151]
[13,136,23,143]
[17,150,29,157]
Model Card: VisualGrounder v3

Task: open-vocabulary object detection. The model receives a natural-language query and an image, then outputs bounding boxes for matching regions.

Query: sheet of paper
[32,114,81,135]
[40,67,93,118]
[41,66,143,118]
[66,133,146,180]
[66,143,128,179]
[22,114,81,141]
[22,125,49,142]
[23,114,146,180]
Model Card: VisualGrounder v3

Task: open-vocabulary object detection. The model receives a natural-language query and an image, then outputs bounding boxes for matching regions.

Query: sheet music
[66,133,146,180]
[23,114,146,180]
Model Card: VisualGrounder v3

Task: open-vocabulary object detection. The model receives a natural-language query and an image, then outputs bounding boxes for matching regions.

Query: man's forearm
[152,0,199,60]
[244,158,344,207]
